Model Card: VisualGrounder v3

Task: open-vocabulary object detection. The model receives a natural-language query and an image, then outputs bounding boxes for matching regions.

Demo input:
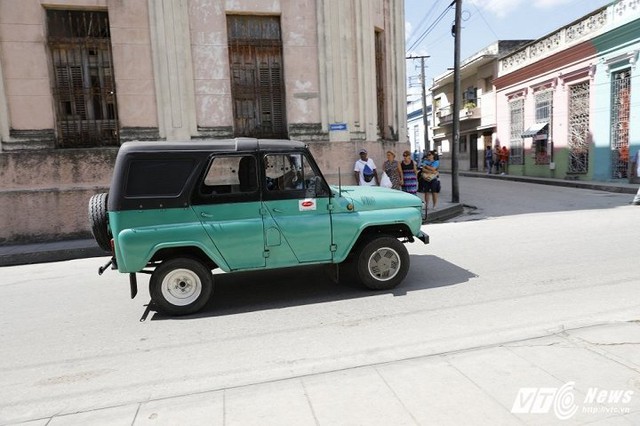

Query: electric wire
[406,0,444,49]
[407,0,455,53]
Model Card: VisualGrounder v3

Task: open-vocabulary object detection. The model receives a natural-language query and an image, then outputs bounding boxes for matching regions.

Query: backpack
[362,162,374,182]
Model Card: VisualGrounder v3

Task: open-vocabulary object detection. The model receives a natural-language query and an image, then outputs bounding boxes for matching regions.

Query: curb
[426,203,464,223]
[459,171,637,194]
[0,242,109,267]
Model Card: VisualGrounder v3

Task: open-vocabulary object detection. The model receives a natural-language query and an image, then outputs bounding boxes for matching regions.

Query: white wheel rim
[367,247,401,281]
[161,268,202,306]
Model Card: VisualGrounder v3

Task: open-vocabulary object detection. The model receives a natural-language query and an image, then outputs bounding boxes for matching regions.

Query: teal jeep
[89,139,428,315]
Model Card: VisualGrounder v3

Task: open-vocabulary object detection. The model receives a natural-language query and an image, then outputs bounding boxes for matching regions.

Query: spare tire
[88,192,112,252]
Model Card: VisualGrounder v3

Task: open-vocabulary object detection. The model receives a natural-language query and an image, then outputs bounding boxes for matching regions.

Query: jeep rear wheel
[88,192,112,252]
[354,236,409,290]
[149,258,213,316]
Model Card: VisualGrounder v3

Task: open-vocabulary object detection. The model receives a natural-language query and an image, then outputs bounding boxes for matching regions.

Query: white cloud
[468,0,576,18]
[405,21,413,41]
[532,0,575,8]
[466,0,524,18]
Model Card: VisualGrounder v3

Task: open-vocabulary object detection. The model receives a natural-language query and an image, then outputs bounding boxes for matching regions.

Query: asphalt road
[0,176,638,424]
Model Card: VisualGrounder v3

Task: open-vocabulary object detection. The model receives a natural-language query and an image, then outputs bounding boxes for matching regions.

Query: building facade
[406,93,432,155]
[430,40,531,172]
[0,0,408,244]
[494,0,640,181]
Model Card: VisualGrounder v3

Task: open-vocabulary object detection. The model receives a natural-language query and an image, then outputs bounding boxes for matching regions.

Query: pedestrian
[493,144,500,174]
[485,146,493,174]
[401,150,418,195]
[383,151,403,190]
[354,148,379,186]
[418,151,440,209]
[412,149,420,163]
[631,148,640,205]
[499,145,509,175]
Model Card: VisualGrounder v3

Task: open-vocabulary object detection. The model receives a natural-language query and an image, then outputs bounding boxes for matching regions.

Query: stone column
[148,0,197,140]
[0,47,9,150]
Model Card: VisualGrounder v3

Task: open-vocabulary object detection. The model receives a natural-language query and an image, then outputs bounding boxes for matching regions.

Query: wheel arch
[150,246,218,270]
[351,223,412,250]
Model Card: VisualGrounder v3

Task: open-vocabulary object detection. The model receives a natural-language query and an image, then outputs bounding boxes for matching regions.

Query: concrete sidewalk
[460,170,639,194]
[6,320,638,425]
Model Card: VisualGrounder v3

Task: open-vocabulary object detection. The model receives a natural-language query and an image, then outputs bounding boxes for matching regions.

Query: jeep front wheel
[149,258,213,316]
[354,236,409,290]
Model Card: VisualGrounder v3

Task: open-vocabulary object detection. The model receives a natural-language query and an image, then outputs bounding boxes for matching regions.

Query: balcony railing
[434,102,481,126]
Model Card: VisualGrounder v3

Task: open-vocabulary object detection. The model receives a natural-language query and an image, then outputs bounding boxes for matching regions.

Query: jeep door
[261,152,332,266]
[192,155,266,270]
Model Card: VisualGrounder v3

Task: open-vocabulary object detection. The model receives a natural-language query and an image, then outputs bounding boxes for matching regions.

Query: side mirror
[314,176,325,197]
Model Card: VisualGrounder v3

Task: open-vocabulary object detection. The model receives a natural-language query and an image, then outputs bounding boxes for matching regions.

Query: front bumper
[417,230,429,244]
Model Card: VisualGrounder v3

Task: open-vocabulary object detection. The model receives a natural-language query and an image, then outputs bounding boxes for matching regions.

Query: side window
[263,153,328,198]
[264,153,302,191]
[201,155,257,196]
[126,158,196,197]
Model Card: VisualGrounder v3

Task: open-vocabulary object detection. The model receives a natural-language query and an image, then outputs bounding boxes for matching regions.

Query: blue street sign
[329,123,347,131]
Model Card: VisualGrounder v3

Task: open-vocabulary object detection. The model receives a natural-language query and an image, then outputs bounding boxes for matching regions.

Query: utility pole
[451,0,462,203]
[406,55,430,152]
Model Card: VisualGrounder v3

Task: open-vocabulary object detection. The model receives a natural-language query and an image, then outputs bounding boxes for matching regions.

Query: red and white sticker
[299,198,316,211]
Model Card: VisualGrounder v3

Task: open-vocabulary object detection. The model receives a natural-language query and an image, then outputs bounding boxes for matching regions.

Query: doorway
[470,133,478,170]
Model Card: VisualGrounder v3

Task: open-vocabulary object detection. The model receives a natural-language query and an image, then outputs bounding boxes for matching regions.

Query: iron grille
[535,90,552,123]
[509,99,524,165]
[47,10,119,148]
[611,69,631,179]
[568,81,590,174]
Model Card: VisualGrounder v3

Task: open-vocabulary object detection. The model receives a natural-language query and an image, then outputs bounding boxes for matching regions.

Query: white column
[148,0,197,140]
[0,46,9,147]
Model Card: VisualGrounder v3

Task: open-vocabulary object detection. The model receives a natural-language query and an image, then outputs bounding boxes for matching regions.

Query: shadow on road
[147,255,477,320]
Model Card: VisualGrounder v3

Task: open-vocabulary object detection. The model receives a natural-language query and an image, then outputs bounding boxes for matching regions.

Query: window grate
[533,90,553,165]
[610,69,630,179]
[568,81,590,174]
[47,10,119,148]
[509,99,524,165]
[535,90,552,123]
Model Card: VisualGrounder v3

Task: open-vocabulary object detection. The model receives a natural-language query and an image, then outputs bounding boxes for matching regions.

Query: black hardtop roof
[118,138,308,155]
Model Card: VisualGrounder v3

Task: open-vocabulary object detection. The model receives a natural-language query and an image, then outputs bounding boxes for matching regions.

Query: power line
[469,2,499,40]
[406,0,444,48]
[407,1,455,53]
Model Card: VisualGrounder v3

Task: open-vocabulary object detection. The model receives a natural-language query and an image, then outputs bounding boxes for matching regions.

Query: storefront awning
[521,122,548,138]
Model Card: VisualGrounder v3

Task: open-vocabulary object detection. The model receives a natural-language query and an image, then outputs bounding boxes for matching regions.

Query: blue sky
[405,0,612,95]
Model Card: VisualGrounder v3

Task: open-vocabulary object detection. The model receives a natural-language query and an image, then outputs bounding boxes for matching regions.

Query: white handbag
[380,172,392,188]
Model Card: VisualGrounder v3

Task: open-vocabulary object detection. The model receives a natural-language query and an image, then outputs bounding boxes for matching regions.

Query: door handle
[272,208,283,213]
[200,212,213,218]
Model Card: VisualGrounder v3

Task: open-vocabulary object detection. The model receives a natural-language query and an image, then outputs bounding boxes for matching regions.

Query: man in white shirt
[631,148,640,205]
[354,149,379,186]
